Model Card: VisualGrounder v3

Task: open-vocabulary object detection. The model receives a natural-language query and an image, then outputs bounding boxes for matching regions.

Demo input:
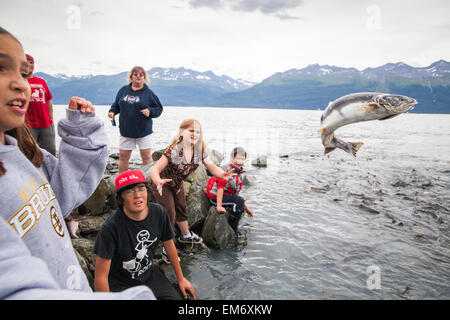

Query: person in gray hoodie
[0,26,155,300]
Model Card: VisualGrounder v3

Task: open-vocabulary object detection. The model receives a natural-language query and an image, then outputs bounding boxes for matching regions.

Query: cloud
[189,0,223,9]
[188,0,303,19]
[231,0,303,14]
[273,13,302,21]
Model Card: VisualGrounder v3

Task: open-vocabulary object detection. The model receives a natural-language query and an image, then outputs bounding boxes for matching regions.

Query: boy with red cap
[25,54,56,155]
[93,169,196,300]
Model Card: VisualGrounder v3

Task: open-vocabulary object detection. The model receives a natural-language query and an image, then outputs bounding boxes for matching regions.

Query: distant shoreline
[54,104,450,115]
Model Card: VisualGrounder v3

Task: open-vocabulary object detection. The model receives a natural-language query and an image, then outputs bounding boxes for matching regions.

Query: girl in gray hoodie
[0,27,155,300]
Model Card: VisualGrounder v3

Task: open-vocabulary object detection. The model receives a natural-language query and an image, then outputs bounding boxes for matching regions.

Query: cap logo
[114,170,147,192]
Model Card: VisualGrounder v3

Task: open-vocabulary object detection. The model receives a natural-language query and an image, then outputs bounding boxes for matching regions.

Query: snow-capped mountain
[35,67,254,106]
[212,60,450,113]
[147,67,254,91]
[36,61,450,113]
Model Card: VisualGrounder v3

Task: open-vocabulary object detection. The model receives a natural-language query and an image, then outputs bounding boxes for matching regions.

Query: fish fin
[326,133,334,141]
[324,147,336,155]
[378,114,400,121]
[366,103,381,112]
[351,142,364,156]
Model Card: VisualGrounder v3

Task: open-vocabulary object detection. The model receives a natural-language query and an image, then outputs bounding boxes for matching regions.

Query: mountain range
[36,60,450,113]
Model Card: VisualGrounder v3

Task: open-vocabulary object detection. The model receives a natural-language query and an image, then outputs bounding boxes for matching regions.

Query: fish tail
[324,134,364,158]
[350,142,364,156]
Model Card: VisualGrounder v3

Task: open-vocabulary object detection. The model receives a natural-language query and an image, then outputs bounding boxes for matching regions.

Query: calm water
[55,105,450,300]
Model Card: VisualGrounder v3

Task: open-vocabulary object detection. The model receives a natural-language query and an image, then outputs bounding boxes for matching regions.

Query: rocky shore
[69,149,258,289]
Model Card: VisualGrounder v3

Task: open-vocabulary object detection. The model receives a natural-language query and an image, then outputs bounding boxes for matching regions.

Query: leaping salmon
[318,92,417,157]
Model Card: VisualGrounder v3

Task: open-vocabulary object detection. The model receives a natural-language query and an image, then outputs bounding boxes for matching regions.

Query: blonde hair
[127,66,149,83]
[167,119,206,153]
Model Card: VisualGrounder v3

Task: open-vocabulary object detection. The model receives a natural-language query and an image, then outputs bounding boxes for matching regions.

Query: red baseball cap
[114,170,148,193]
[25,54,34,63]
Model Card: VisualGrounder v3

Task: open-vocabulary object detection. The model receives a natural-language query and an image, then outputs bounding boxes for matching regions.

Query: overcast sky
[1,0,449,82]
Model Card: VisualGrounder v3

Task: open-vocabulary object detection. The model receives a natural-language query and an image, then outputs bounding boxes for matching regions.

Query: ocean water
[55,105,450,300]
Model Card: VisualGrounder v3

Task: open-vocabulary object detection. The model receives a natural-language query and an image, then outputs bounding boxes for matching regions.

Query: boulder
[185,181,211,231]
[186,163,209,188]
[72,238,96,278]
[151,149,165,162]
[73,248,94,289]
[251,155,267,167]
[82,175,115,216]
[208,149,224,167]
[243,174,256,186]
[78,214,110,236]
[201,207,235,249]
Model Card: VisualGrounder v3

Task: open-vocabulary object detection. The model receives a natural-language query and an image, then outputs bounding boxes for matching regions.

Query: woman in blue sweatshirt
[108,66,163,173]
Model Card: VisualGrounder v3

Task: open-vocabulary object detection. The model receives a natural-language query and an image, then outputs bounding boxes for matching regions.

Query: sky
[1,0,449,82]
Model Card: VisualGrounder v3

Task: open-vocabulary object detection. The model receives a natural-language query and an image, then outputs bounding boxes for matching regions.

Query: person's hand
[140,109,150,117]
[156,178,172,196]
[68,97,95,114]
[222,167,235,181]
[108,112,115,119]
[178,277,197,300]
[245,204,254,218]
[217,206,226,214]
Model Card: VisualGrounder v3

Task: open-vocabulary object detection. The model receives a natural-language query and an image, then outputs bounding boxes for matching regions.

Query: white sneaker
[178,231,203,244]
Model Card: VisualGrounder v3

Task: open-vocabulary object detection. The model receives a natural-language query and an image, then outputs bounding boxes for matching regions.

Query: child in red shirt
[206,147,254,234]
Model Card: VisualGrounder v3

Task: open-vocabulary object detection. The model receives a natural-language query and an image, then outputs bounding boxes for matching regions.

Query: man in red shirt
[26,54,56,156]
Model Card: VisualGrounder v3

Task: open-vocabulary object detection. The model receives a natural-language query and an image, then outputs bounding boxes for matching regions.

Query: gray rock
[243,174,256,186]
[208,149,224,167]
[251,155,267,167]
[82,175,115,216]
[201,207,235,249]
[186,163,209,188]
[151,149,165,162]
[185,181,211,231]
[78,214,110,235]
[72,238,96,277]
[73,248,94,288]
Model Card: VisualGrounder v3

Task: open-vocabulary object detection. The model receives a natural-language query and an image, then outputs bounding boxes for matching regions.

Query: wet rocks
[391,179,408,187]
[251,155,267,167]
[185,180,210,231]
[201,207,235,249]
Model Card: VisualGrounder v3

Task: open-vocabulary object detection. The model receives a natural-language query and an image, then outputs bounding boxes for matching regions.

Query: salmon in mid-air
[318,92,417,157]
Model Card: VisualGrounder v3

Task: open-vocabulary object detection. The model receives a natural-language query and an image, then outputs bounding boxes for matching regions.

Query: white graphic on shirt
[8,182,57,238]
[30,87,46,103]
[123,95,140,104]
[122,230,157,279]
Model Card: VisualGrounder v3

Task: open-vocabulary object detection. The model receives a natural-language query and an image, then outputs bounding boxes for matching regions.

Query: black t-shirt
[93,203,174,289]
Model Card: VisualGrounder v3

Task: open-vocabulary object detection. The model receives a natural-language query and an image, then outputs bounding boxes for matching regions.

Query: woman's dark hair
[0,26,21,43]
[231,147,247,159]
[0,27,43,177]
[115,183,150,209]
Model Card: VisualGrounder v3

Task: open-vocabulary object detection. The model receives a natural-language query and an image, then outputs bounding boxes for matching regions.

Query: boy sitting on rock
[206,147,254,235]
